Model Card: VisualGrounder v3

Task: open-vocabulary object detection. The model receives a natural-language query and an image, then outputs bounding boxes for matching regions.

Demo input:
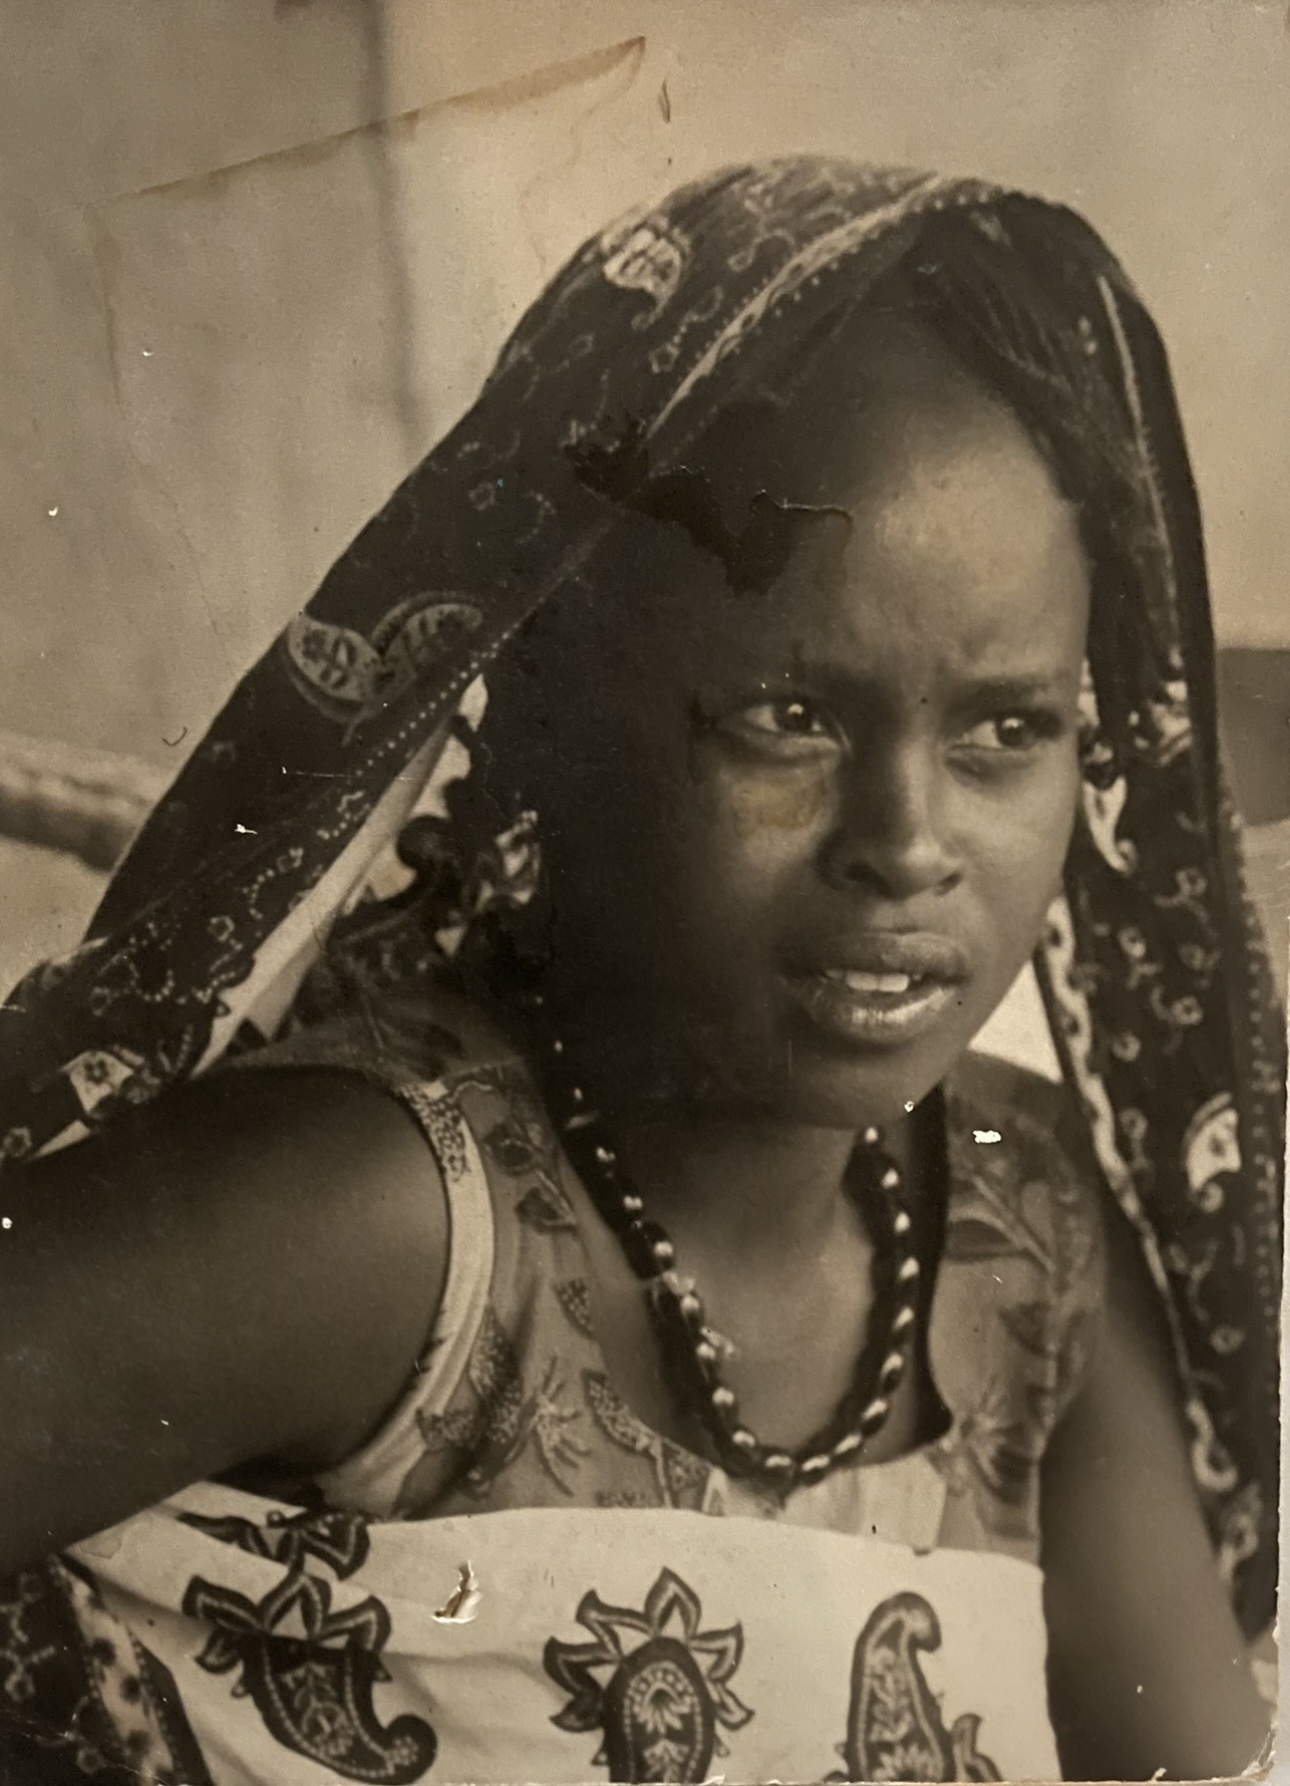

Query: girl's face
[536,324,1090,1128]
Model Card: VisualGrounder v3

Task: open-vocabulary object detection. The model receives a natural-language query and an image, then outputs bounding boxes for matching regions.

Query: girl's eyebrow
[752,658,1077,701]
[955,672,1076,703]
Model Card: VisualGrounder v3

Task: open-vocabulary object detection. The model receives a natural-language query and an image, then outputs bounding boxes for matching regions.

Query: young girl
[0,158,1281,1783]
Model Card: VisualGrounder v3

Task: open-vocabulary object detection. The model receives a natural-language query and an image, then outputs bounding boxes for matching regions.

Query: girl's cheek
[1038,752,1084,859]
[978,766,1080,890]
[713,761,834,843]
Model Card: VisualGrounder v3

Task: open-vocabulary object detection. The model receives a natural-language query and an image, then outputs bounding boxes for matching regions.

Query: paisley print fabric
[543,1567,754,1780]
[831,1592,1003,1781]
[40,1499,1060,1783]
[178,1509,439,1783]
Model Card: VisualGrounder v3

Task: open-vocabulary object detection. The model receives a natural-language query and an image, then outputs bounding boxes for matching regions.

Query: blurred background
[0,0,1286,996]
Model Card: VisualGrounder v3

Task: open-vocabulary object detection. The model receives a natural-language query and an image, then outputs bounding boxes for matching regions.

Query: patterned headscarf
[2,159,1280,1636]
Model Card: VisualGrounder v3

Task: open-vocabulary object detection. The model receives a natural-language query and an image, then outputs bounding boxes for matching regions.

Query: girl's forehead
[627,355,1088,678]
[717,322,1053,516]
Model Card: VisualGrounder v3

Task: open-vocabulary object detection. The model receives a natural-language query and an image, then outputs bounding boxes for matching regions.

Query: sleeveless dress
[58,991,1104,1785]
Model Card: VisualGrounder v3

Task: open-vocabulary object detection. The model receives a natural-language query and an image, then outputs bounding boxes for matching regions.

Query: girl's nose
[820,746,962,902]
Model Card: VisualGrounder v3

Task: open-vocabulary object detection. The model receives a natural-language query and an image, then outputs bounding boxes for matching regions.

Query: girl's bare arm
[0,1068,447,1578]
[1040,1189,1270,1780]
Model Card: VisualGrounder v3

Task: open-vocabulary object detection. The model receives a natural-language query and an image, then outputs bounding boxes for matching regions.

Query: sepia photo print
[0,5,1285,1780]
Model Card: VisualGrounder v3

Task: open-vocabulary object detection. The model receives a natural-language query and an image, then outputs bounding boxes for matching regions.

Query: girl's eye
[959,711,1059,753]
[739,697,831,738]
[711,695,840,760]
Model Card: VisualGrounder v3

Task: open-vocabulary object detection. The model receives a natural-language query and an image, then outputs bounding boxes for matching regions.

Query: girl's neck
[608,1105,916,1263]
[495,971,930,1257]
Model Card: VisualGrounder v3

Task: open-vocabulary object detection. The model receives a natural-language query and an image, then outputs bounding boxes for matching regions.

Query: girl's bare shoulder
[1,1043,449,1573]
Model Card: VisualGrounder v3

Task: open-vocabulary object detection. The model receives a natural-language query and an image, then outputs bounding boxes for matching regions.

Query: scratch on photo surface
[509,38,647,279]
[93,38,646,206]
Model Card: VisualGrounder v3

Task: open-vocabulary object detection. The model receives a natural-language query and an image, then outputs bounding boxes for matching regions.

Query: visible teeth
[825,970,913,994]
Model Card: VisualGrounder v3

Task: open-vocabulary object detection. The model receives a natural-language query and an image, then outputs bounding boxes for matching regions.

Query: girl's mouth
[783,965,964,1048]
[824,968,923,995]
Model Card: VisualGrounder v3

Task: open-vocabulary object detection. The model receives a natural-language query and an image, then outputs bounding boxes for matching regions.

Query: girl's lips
[783,969,962,1048]
[781,934,970,1048]
[798,929,971,982]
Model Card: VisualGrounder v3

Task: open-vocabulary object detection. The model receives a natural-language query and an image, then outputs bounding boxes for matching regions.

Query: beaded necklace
[528,994,925,1495]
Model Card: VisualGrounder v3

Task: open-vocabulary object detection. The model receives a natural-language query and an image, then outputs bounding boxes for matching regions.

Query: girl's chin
[550,1002,965,1130]
[766,1082,939,1133]
[753,1033,967,1130]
